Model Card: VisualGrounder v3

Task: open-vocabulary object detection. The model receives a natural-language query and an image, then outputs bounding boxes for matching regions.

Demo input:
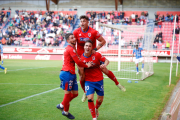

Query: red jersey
[81,52,106,82]
[61,45,88,74]
[73,27,101,56]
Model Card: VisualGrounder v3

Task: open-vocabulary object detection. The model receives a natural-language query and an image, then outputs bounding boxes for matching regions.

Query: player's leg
[57,71,75,119]
[77,65,87,102]
[78,66,85,92]
[101,66,119,85]
[1,54,3,65]
[95,95,104,118]
[0,65,7,74]
[135,59,139,74]
[85,81,96,120]
[95,80,104,118]
[141,58,144,72]
[101,65,126,91]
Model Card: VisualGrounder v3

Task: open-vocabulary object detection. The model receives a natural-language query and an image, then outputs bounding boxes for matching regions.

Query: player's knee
[97,98,103,103]
[88,99,94,102]
[73,93,78,98]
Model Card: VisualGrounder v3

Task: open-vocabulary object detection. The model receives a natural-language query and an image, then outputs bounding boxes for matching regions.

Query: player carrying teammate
[56,33,92,119]
[132,45,144,75]
[73,15,125,102]
[81,40,107,120]
[0,41,7,74]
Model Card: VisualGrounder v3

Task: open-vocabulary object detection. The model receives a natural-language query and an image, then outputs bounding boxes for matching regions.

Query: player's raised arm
[94,36,106,52]
[71,55,92,68]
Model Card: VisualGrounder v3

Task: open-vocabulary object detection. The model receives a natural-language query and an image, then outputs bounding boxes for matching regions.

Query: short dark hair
[85,40,93,45]
[80,15,89,21]
[65,33,73,41]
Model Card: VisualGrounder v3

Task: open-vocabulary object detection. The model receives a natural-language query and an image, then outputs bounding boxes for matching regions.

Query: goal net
[97,22,154,80]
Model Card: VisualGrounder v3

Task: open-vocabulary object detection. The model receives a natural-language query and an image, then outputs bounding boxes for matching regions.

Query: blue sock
[2,61,3,64]
[136,67,139,72]
[0,65,5,70]
[142,63,144,68]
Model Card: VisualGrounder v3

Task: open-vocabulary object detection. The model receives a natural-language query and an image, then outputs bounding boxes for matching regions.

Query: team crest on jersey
[88,33,91,37]
[83,60,86,63]
[79,34,81,36]
[92,56,95,60]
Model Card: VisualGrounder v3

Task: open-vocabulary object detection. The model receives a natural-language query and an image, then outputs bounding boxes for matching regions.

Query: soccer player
[56,33,92,119]
[132,45,144,75]
[73,15,125,102]
[0,41,7,74]
[81,40,107,120]
[0,40,4,65]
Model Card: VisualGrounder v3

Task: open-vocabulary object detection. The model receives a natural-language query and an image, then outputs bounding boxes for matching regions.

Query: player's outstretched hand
[86,61,93,68]
[100,64,106,69]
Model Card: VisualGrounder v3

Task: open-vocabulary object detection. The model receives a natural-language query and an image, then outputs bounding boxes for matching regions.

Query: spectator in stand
[131,13,135,23]
[158,31,163,43]
[154,36,159,43]
[174,26,180,34]
[1,37,6,45]
[170,14,174,22]
[0,30,3,40]
[135,13,138,22]
[176,14,179,23]
[165,41,170,50]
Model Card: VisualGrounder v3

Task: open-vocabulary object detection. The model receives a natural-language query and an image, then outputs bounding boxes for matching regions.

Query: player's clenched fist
[86,61,93,68]
[100,64,107,69]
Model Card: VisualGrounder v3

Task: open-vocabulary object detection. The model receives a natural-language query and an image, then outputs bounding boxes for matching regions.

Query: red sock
[107,70,119,85]
[95,99,103,109]
[80,80,85,93]
[69,93,78,102]
[61,94,71,112]
[88,100,96,118]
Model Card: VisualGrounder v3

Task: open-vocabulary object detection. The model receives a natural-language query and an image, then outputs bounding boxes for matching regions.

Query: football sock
[69,93,78,102]
[136,67,139,72]
[95,99,103,109]
[2,61,3,64]
[88,99,96,118]
[0,65,5,70]
[107,70,119,85]
[80,80,85,93]
[142,63,144,68]
[61,93,71,112]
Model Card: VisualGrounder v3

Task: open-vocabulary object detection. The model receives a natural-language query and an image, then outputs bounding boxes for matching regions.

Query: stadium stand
[1,10,77,47]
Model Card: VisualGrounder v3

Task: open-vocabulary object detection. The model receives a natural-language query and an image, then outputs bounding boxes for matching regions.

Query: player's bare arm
[92,36,106,54]
[100,59,109,69]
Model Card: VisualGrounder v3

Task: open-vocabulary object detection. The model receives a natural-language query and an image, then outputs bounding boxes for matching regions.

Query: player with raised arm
[56,33,92,119]
[0,41,7,74]
[132,45,144,75]
[81,40,107,120]
[73,15,125,102]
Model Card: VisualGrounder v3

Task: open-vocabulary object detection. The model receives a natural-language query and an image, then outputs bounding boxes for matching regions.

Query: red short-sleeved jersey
[81,52,106,82]
[73,27,101,56]
[61,45,77,74]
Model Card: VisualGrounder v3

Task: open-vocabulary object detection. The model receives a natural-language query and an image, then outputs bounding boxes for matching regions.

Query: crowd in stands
[1,9,77,47]
[87,11,149,27]
[0,7,11,27]
[154,12,180,28]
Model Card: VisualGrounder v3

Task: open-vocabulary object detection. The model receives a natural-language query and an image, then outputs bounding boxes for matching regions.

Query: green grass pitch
[0,59,180,120]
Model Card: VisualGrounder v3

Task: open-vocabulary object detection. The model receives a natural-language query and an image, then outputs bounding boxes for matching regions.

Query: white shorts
[135,57,143,64]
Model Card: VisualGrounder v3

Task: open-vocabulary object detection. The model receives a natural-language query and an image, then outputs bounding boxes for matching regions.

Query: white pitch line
[0,67,57,72]
[0,83,59,86]
[0,87,60,108]
[0,67,45,72]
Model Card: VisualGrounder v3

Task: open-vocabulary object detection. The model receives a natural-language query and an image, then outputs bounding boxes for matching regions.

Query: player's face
[84,42,92,54]
[80,19,88,30]
[68,35,76,45]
